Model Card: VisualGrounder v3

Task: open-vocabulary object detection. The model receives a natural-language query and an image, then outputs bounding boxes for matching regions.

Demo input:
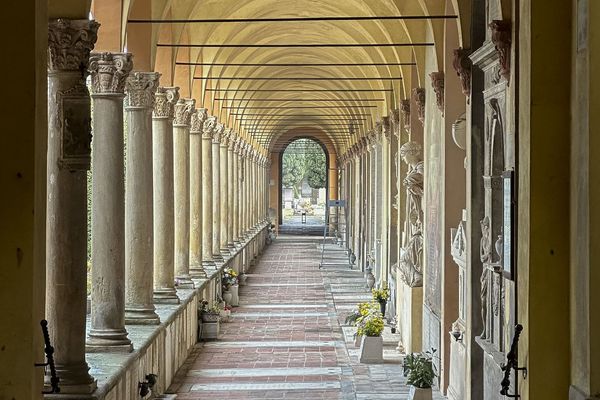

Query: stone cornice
[89,52,133,95]
[125,72,160,110]
[190,108,207,133]
[153,86,179,119]
[173,98,195,127]
[48,19,99,72]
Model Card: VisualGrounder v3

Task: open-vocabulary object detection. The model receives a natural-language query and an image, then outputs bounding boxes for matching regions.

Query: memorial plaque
[57,83,92,170]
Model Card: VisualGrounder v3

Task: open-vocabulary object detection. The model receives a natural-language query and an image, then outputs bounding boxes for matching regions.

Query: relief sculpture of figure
[399,141,424,287]
[479,215,492,339]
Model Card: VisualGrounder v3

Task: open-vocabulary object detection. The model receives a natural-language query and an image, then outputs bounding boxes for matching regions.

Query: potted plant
[222,268,239,306]
[198,300,221,340]
[357,311,385,363]
[403,349,437,400]
[372,287,390,317]
[346,302,378,347]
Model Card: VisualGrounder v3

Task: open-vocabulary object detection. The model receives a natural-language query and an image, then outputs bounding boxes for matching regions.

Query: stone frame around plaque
[57,82,92,170]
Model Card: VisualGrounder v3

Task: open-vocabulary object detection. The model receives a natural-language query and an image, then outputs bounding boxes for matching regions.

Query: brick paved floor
[168,236,445,399]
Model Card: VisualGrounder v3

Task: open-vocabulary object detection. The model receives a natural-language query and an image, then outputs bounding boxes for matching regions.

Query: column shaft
[233,144,240,243]
[227,137,235,248]
[202,117,217,268]
[189,108,207,277]
[124,72,161,324]
[152,87,180,303]
[87,52,133,352]
[220,136,229,252]
[173,98,195,287]
[212,123,224,260]
[46,18,98,391]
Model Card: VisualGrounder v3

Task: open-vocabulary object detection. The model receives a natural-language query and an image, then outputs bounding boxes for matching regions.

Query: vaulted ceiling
[85,0,468,155]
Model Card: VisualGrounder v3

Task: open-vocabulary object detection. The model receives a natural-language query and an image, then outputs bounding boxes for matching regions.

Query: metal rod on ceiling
[177,62,416,67]
[129,15,458,23]
[230,113,372,116]
[160,43,432,48]
[196,77,402,81]
[236,117,366,121]
[207,88,393,92]
[224,106,377,109]
[216,98,385,102]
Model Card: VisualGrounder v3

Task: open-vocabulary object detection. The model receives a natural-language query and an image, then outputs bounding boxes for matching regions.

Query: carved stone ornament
[48,19,99,72]
[202,116,217,138]
[153,86,179,119]
[389,108,400,137]
[228,130,237,151]
[173,98,195,126]
[88,52,133,95]
[429,71,445,114]
[233,137,242,153]
[489,20,512,81]
[452,47,472,98]
[412,88,426,124]
[190,108,207,133]
[213,123,225,143]
[400,99,411,132]
[382,116,391,139]
[398,141,424,287]
[125,72,160,109]
[56,82,92,170]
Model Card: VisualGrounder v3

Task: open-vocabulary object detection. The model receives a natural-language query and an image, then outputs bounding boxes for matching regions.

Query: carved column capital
[382,116,391,139]
[400,99,411,132]
[228,131,237,151]
[173,98,195,127]
[202,116,217,139]
[153,86,179,119]
[429,71,445,114]
[125,72,160,110]
[190,108,207,133]
[452,47,472,98]
[48,19,99,72]
[412,88,425,124]
[489,20,512,81]
[88,52,133,96]
[212,123,225,143]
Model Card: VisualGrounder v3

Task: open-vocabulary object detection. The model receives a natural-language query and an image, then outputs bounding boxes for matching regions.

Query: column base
[202,260,217,270]
[154,288,180,304]
[190,264,208,278]
[175,275,195,289]
[86,328,133,353]
[213,252,224,262]
[220,246,232,257]
[49,362,97,394]
[125,305,161,325]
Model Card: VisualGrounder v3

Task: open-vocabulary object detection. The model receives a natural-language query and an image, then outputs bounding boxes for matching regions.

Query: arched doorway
[278,138,329,234]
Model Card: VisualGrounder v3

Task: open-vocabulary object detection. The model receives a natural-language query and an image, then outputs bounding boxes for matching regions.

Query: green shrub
[403,349,437,389]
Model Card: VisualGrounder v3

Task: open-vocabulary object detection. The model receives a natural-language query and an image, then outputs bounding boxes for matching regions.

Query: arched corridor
[1,1,600,400]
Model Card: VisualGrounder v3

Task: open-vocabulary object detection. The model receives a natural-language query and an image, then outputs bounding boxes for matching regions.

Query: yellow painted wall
[0,1,48,398]
[517,0,571,398]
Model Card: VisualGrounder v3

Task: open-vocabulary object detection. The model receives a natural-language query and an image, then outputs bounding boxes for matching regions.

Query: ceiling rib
[129,15,457,23]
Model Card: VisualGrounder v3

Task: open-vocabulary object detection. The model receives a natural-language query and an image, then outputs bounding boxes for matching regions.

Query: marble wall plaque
[57,83,92,170]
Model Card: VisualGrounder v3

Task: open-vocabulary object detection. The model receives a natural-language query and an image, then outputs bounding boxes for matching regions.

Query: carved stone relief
[429,72,445,113]
[412,88,426,124]
[452,48,472,99]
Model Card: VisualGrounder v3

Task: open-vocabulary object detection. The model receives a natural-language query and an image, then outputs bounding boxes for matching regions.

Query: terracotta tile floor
[168,236,445,400]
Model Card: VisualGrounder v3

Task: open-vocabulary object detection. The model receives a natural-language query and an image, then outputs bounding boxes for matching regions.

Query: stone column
[189,108,208,277]
[46,18,98,392]
[220,129,230,254]
[152,86,180,303]
[124,71,161,324]
[233,138,241,245]
[87,52,133,352]
[173,98,195,288]
[202,116,217,268]
[241,143,248,238]
[227,131,236,249]
[212,123,225,261]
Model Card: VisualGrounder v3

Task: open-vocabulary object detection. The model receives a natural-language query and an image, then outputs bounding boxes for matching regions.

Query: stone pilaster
[46,18,98,392]
[220,129,231,253]
[152,86,180,304]
[212,123,224,261]
[202,116,217,268]
[124,71,161,324]
[87,51,134,352]
[190,108,208,277]
[173,98,195,288]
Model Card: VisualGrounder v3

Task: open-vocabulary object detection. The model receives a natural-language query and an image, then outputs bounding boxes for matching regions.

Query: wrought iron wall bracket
[34,320,60,394]
[500,324,526,398]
